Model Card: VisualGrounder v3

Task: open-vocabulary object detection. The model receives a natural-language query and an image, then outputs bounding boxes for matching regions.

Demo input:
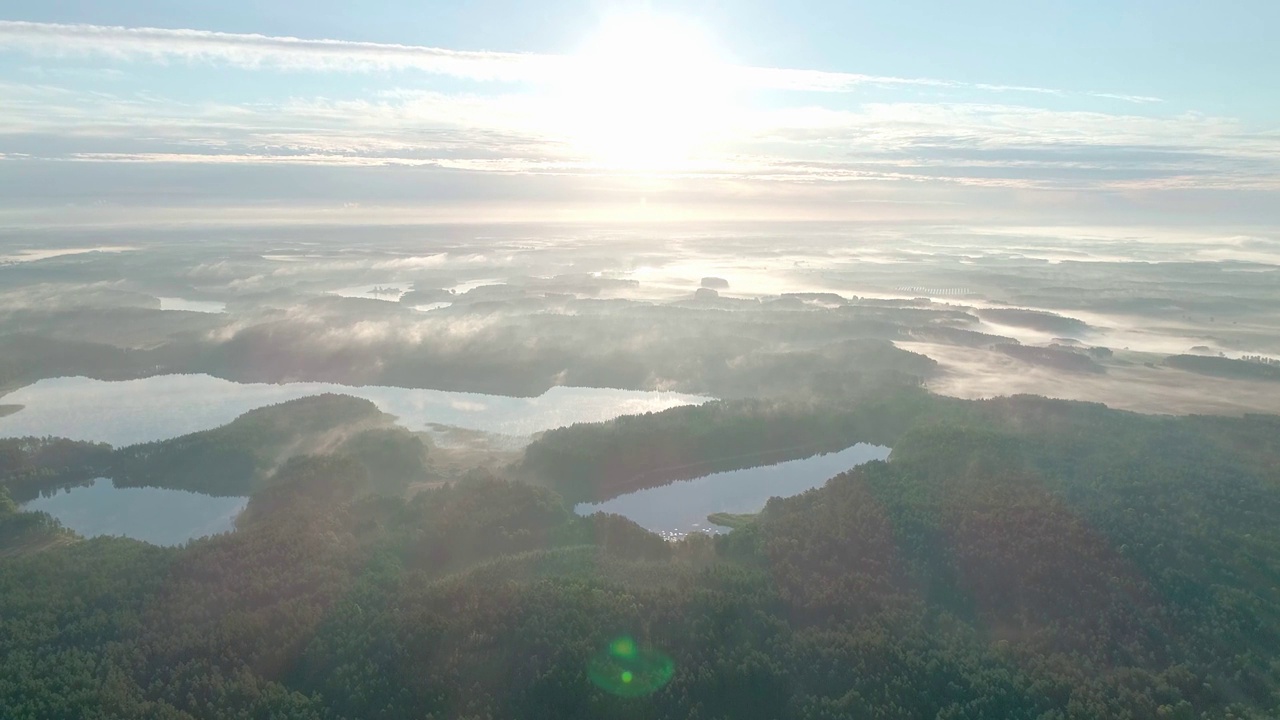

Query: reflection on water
[157,297,227,313]
[22,478,247,546]
[413,302,453,312]
[329,285,407,301]
[576,443,890,539]
[0,246,136,264]
[0,374,710,447]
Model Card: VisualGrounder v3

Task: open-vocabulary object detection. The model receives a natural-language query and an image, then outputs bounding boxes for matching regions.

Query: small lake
[329,285,408,302]
[576,443,890,539]
[0,374,710,447]
[156,297,227,313]
[412,302,453,312]
[22,478,247,546]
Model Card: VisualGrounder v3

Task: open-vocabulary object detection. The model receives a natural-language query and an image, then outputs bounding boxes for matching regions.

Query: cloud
[0,21,1161,102]
[1087,93,1165,105]
[2,78,1275,198]
[7,22,1280,225]
[0,21,556,81]
[61,152,443,166]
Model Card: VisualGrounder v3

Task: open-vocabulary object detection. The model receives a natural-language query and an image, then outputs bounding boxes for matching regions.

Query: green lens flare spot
[589,636,674,697]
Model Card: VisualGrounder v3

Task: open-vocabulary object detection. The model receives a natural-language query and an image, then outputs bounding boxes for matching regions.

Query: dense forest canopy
[108,393,427,497]
[518,390,938,503]
[2,391,1280,718]
[0,394,430,501]
[0,304,942,401]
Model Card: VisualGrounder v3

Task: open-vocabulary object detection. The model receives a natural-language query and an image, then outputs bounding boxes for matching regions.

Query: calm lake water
[576,443,890,539]
[0,374,709,447]
[329,285,408,302]
[156,297,227,313]
[22,478,247,546]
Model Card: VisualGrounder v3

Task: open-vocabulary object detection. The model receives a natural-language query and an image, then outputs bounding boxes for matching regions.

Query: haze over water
[0,374,709,447]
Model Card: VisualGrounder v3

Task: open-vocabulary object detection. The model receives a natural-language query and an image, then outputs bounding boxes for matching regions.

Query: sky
[1,0,1278,227]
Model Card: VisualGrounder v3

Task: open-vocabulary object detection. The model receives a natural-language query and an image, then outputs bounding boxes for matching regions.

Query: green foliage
[0,436,113,503]
[0,508,73,555]
[705,512,755,529]
[519,389,940,503]
[2,393,1280,718]
[0,473,78,556]
[333,427,429,495]
[109,394,416,496]
[2,396,430,513]
[0,334,153,391]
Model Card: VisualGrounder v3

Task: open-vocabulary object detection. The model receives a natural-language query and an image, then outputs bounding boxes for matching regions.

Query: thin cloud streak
[2,80,1275,194]
[0,21,556,81]
[0,20,1162,102]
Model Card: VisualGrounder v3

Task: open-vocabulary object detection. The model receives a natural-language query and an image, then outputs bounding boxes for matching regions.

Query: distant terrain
[978,307,1092,335]
[1,225,1280,718]
[1165,354,1280,382]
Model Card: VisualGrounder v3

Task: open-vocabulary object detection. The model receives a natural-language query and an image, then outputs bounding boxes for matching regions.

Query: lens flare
[588,635,675,697]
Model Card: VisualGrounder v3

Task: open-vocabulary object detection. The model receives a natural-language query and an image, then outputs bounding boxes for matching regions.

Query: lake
[412,302,453,312]
[22,478,247,546]
[156,297,227,313]
[575,443,891,539]
[0,374,710,447]
[329,284,408,301]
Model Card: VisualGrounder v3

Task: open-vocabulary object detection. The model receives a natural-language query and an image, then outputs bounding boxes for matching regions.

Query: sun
[552,14,736,171]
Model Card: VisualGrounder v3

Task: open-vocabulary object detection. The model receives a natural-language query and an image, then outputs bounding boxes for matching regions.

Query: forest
[0,297,947,401]
[1164,354,1280,382]
[108,394,428,496]
[2,391,1280,718]
[518,389,939,503]
[0,395,430,501]
[0,435,113,502]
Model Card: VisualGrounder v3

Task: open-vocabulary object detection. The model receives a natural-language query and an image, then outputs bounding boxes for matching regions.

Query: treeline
[1166,354,1280,381]
[0,486,73,555]
[0,333,155,391]
[1,394,431,502]
[996,343,1106,373]
[0,435,113,502]
[518,389,941,503]
[6,299,949,401]
[976,308,1091,335]
[107,393,427,497]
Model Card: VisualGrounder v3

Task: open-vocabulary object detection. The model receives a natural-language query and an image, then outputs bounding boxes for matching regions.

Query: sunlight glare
[554,14,736,171]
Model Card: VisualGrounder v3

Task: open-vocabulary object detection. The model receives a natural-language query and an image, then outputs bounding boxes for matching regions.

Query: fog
[902,341,1280,416]
[1,222,1277,417]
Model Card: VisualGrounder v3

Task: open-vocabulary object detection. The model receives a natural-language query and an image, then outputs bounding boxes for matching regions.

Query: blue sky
[1,0,1278,226]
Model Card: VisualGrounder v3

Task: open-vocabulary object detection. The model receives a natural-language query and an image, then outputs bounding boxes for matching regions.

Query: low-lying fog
[1,222,1277,417]
[901,341,1280,416]
[0,374,709,447]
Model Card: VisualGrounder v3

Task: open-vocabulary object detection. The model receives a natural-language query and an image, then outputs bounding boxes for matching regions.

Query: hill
[110,393,428,496]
